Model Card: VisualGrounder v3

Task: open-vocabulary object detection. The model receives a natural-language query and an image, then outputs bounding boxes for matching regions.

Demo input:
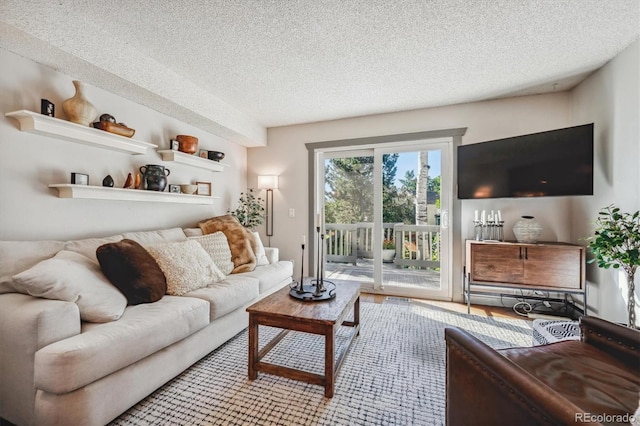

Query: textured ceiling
[1,0,638,146]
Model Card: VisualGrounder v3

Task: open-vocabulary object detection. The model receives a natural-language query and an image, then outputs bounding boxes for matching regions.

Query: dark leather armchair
[445,317,639,425]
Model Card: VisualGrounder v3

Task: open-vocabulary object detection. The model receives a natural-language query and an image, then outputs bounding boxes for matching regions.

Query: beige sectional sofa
[0,227,293,426]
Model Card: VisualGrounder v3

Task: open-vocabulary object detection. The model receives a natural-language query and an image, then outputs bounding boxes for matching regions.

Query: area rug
[110,301,532,426]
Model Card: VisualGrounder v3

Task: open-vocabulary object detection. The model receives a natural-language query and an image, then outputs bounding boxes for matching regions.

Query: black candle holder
[289,226,336,301]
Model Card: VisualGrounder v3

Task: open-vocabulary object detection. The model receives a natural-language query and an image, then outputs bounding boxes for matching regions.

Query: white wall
[252,92,573,299]
[0,48,247,241]
[570,40,639,323]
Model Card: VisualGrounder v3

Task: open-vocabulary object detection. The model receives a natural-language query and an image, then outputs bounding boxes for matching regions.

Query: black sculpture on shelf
[289,224,336,301]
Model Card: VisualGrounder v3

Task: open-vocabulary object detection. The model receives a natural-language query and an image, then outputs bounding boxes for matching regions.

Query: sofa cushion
[121,227,187,246]
[500,341,640,417]
[96,239,167,304]
[11,250,127,322]
[0,240,65,293]
[185,275,259,320]
[65,235,123,264]
[252,232,269,266]
[198,215,257,274]
[183,228,203,237]
[189,232,234,275]
[34,296,210,394]
[146,240,225,296]
[238,261,294,294]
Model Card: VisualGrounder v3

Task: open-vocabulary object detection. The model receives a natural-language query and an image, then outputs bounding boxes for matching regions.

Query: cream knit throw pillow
[146,240,225,296]
[189,232,234,275]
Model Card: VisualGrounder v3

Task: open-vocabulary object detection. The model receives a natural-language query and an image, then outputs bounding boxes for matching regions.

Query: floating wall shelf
[6,110,157,155]
[49,184,217,205]
[157,150,228,172]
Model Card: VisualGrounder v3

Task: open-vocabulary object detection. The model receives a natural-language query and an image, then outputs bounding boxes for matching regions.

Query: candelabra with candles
[289,225,336,301]
[473,210,504,242]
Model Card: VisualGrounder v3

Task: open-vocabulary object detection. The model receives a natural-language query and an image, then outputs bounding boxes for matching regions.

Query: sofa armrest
[264,247,279,264]
[445,327,590,426]
[580,316,640,366]
[0,293,80,425]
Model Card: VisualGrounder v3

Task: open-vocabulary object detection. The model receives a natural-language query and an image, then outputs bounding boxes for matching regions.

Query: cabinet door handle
[519,247,522,259]
[525,247,528,260]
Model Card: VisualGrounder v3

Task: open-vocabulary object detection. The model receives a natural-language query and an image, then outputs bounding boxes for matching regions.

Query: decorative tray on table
[92,121,135,138]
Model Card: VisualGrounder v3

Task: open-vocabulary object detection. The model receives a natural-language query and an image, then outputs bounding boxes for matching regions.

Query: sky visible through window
[394,151,441,188]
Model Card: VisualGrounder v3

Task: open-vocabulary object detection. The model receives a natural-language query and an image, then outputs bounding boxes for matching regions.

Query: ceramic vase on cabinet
[62,80,97,126]
[512,216,543,243]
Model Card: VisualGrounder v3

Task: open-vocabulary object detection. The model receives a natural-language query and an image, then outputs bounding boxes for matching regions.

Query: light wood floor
[360,292,528,321]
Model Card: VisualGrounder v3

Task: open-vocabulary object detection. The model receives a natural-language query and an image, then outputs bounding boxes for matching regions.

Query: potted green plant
[382,239,396,262]
[230,189,265,229]
[588,205,639,328]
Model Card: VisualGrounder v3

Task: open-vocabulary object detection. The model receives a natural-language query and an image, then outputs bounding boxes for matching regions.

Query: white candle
[490,210,495,222]
[301,235,306,245]
[481,210,486,224]
[316,213,321,228]
[497,210,502,222]
[474,210,479,222]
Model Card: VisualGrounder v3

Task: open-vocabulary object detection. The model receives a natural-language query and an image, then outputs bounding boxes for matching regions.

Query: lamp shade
[258,175,279,189]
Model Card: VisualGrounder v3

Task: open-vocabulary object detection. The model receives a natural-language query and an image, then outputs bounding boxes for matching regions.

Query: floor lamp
[258,175,278,246]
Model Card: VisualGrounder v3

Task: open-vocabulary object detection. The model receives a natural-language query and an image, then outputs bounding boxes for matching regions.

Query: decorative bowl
[207,151,225,161]
[180,184,197,195]
[176,135,198,154]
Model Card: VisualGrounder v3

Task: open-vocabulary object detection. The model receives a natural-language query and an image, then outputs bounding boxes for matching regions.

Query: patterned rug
[110,301,532,426]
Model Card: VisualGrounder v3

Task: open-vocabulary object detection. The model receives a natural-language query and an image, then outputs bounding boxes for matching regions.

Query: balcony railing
[325,222,440,269]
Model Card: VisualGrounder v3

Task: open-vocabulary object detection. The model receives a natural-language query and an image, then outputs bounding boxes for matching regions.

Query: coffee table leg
[248,314,258,380]
[324,325,335,397]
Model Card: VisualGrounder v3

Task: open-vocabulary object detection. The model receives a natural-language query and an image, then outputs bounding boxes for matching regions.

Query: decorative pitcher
[139,165,170,191]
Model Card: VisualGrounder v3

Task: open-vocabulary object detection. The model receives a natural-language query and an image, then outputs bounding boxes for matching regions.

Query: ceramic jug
[139,164,170,191]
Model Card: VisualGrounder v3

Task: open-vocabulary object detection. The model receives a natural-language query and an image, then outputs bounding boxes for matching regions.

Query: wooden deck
[324,258,440,290]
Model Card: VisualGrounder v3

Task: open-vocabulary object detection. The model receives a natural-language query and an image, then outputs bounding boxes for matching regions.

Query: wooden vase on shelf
[62,80,97,126]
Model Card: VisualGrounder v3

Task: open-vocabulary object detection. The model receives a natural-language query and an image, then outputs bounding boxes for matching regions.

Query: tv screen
[457,123,594,199]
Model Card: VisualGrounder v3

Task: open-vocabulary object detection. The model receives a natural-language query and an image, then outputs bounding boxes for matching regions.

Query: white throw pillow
[146,240,225,296]
[0,239,66,293]
[11,250,127,322]
[252,232,269,266]
[189,232,234,275]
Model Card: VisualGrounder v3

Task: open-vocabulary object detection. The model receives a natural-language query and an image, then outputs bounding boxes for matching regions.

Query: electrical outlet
[288,208,295,217]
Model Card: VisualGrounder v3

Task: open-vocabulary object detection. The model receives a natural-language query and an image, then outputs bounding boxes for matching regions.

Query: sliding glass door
[318,140,452,300]
[322,150,375,287]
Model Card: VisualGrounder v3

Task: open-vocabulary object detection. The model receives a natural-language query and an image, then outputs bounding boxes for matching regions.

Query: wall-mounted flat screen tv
[457,123,594,199]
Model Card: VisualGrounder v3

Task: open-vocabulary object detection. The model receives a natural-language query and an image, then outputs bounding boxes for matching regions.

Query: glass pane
[323,155,374,285]
[381,149,442,291]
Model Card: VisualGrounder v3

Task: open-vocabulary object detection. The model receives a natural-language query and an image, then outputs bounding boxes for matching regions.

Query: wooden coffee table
[246,280,360,397]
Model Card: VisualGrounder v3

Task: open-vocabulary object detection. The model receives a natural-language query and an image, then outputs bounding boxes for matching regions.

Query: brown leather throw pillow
[96,239,167,304]
[198,214,257,273]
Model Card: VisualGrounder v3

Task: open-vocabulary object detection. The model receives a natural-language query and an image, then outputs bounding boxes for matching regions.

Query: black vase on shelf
[139,164,170,191]
[102,175,114,187]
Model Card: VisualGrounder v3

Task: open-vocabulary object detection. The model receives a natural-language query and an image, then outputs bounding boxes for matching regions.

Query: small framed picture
[199,149,208,159]
[71,172,89,185]
[170,139,179,151]
[168,184,180,193]
[196,181,211,196]
[41,99,55,117]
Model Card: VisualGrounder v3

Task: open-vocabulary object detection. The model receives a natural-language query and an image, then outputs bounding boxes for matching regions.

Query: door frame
[305,128,467,301]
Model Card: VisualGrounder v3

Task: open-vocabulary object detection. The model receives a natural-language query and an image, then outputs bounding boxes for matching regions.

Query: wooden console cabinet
[464,240,586,314]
